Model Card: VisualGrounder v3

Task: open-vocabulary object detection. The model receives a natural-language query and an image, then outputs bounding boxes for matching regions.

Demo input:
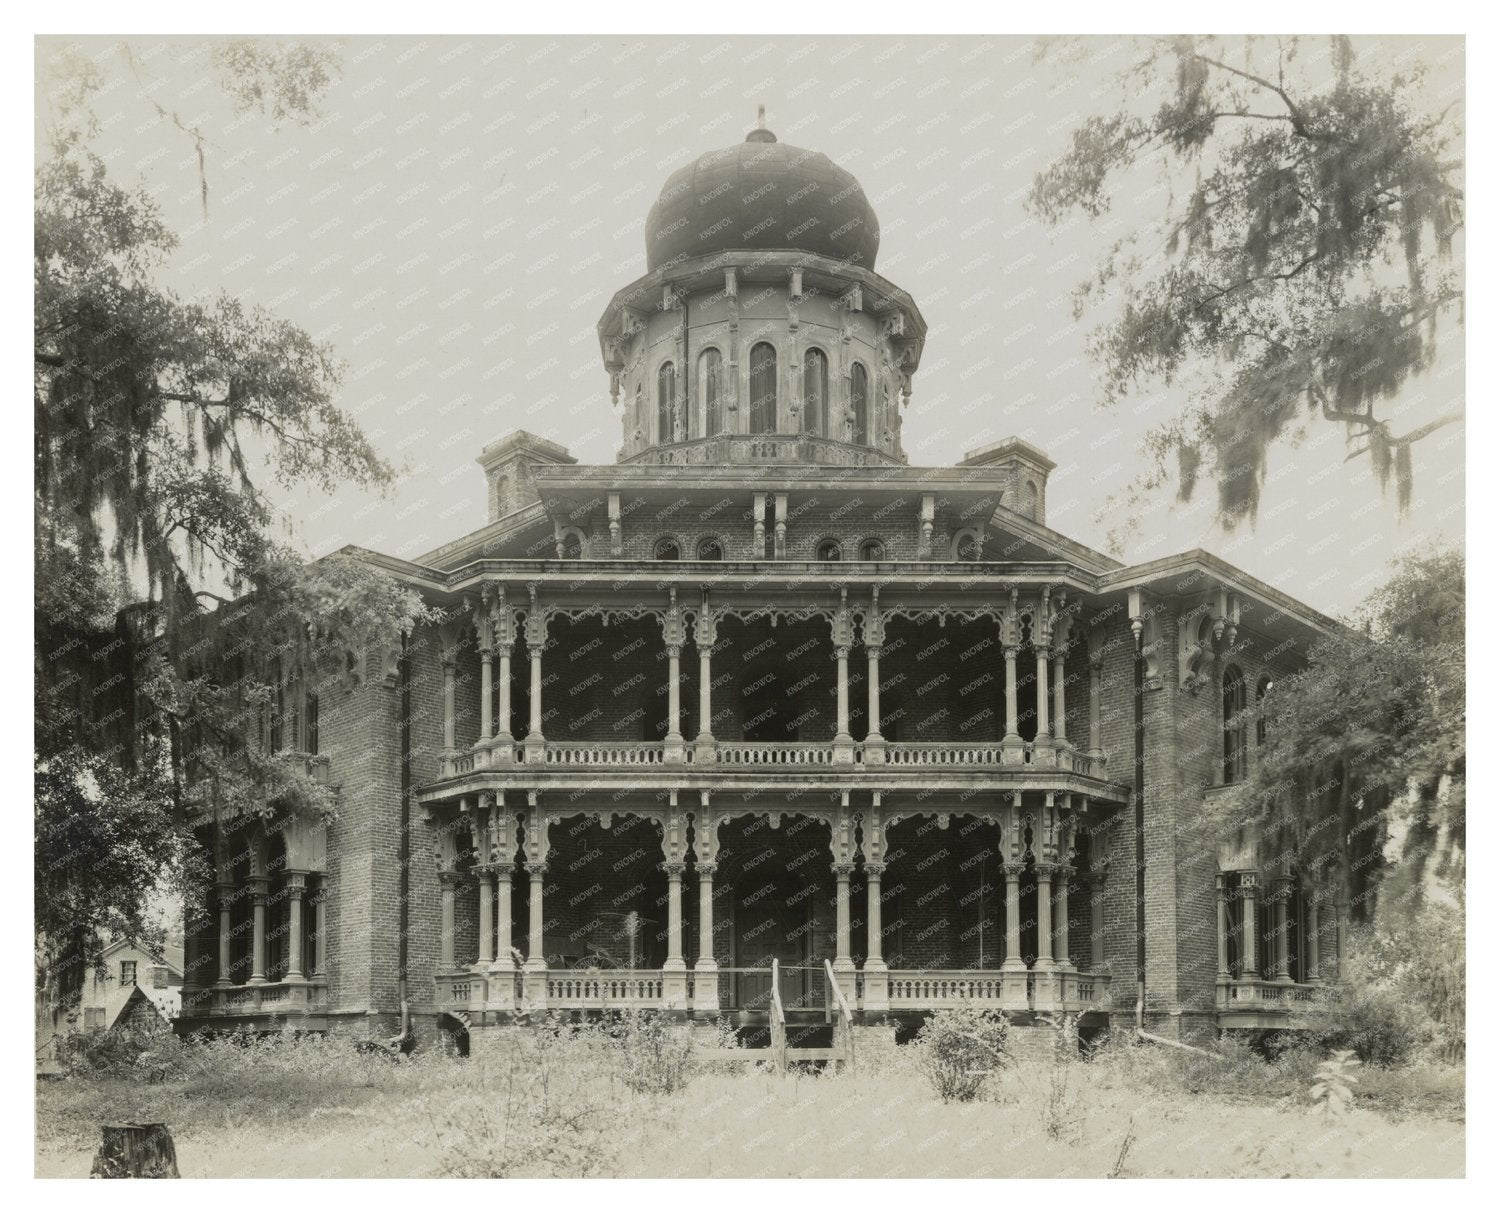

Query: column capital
[524,860,549,879]
[831,862,856,879]
[1001,861,1027,881]
[695,861,718,879]
[283,870,308,892]
[249,879,272,902]
[863,861,886,879]
[661,860,687,879]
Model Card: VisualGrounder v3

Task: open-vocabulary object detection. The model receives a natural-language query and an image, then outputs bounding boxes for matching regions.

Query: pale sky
[35,34,1466,618]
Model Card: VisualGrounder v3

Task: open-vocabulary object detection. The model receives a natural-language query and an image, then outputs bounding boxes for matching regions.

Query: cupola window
[851,362,869,445]
[699,349,724,436]
[803,348,828,437]
[657,362,677,444]
[749,342,777,434]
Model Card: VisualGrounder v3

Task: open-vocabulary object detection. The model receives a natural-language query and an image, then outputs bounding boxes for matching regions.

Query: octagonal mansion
[177,116,1341,1058]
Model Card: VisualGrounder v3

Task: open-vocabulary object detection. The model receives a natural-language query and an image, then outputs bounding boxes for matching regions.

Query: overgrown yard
[35,1022,1465,1179]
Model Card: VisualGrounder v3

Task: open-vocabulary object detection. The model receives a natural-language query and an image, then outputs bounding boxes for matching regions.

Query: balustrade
[440,738,1110,778]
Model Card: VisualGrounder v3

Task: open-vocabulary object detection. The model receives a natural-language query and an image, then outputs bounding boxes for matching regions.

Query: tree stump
[89,1123,180,1178]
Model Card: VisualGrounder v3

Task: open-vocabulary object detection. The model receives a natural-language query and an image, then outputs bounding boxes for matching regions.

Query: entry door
[733,881,813,1010]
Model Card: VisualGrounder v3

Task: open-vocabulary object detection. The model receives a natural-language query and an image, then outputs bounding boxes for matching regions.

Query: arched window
[816,539,843,562]
[749,342,777,434]
[954,530,982,561]
[1022,482,1040,521]
[653,536,680,561]
[803,348,828,437]
[697,537,723,561]
[559,528,585,560]
[1223,664,1247,784]
[860,538,886,562]
[698,348,723,436]
[850,362,869,445]
[1256,676,1272,747]
[657,362,677,444]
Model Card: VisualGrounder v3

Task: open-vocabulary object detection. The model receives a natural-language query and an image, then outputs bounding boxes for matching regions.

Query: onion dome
[644,108,881,272]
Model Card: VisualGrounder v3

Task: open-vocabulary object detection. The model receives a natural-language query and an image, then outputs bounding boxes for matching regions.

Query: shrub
[1307,980,1427,1068]
[607,1009,695,1095]
[1309,1050,1361,1119]
[913,1007,1010,1103]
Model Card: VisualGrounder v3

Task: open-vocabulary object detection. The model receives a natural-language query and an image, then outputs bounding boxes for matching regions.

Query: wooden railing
[442,739,1111,778]
[769,958,788,1074]
[620,433,903,469]
[713,742,837,766]
[888,970,1008,1007]
[547,971,666,1006]
[825,959,855,1072]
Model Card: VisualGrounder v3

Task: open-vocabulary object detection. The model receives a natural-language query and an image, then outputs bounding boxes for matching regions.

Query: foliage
[1202,548,1464,916]
[912,1006,1012,1103]
[1310,1050,1361,1118]
[36,1027,1465,1178]
[35,747,192,1006]
[1307,898,1464,1066]
[605,1009,697,1095]
[1031,36,1464,531]
[34,44,428,997]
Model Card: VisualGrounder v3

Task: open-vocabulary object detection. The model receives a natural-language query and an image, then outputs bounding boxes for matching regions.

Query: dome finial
[746,104,777,144]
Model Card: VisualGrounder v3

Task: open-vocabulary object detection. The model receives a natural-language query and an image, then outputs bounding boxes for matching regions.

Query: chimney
[476,431,577,524]
[958,437,1056,526]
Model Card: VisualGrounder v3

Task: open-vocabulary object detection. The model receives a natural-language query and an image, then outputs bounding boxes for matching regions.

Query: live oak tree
[1203,547,1464,924]
[34,40,430,1007]
[1031,36,1464,531]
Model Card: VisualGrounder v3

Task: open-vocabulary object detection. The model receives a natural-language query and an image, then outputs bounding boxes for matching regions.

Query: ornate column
[216,880,234,986]
[1306,887,1322,983]
[249,879,269,984]
[692,795,721,1013]
[476,869,495,969]
[832,591,855,762]
[863,598,886,764]
[661,799,689,1009]
[439,870,457,970]
[1089,852,1108,971]
[475,586,497,749]
[284,871,307,981]
[1051,609,1072,751]
[488,797,518,1014]
[439,617,461,775]
[312,884,327,977]
[694,594,717,761]
[1239,873,1258,980]
[1001,862,1028,1006]
[1273,878,1293,983]
[860,800,889,1011]
[1034,647,1052,748]
[1000,590,1024,762]
[521,795,549,1009]
[523,586,546,762]
[1033,862,1057,1010]
[1087,642,1104,760]
[829,799,858,1000]
[663,590,686,763]
[495,588,515,755]
[1215,873,1230,1008]
[1055,864,1074,973]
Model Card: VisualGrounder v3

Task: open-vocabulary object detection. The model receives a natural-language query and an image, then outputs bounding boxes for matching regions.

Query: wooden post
[90,1124,180,1178]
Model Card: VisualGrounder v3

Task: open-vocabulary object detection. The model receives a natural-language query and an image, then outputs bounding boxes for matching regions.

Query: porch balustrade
[440,738,1109,779]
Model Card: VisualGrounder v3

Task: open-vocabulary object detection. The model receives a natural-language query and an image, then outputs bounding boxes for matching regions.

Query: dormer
[476,431,577,524]
[959,437,1056,526]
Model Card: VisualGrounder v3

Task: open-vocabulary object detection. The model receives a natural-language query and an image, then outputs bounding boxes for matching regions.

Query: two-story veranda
[412,550,1133,1037]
